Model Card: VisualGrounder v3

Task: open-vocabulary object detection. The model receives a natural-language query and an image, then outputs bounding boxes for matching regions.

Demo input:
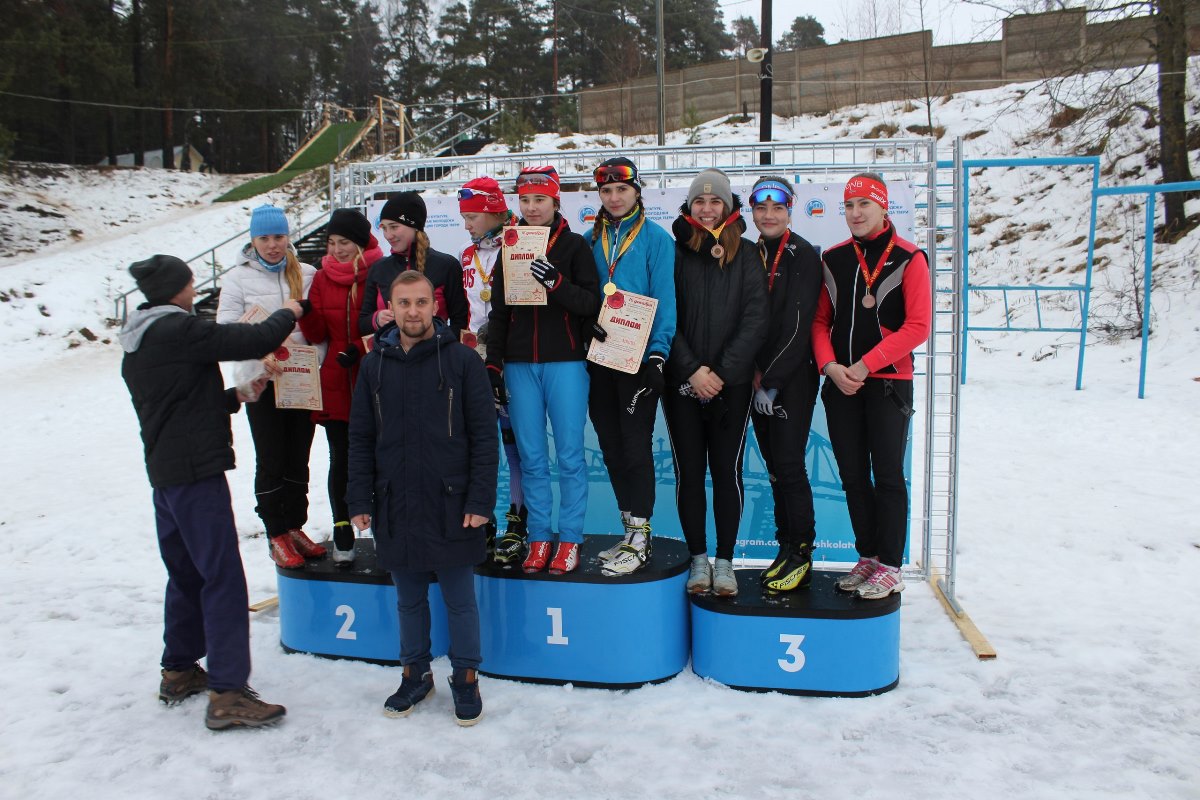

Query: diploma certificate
[502,225,549,306]
[586,290,658,374]
[273,344,323,411]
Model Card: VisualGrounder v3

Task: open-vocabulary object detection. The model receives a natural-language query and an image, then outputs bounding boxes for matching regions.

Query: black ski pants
[662,383,753,561]
[751,368,819,549]
[822,377,913,568]
[587,363,660,520]
[245,381,315,540]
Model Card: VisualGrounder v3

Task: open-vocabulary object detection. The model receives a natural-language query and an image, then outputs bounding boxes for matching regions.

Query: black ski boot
[493,505,528,567]
[763,542,813,593]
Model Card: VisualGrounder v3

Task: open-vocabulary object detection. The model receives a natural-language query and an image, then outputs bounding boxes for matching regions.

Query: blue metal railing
[936,156,1100,388]
[1090,180,1200,398]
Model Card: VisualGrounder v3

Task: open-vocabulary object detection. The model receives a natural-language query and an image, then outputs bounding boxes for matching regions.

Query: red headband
[844,176,888,209]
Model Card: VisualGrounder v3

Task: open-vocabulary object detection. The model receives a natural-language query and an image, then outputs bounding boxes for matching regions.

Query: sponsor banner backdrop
[364,183,916,563]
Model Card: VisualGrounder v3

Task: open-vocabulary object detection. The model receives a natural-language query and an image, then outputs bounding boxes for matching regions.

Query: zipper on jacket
[533,309,540,362]
[848,265,859,365]
[564,312,576,351]
[447,387,454,437]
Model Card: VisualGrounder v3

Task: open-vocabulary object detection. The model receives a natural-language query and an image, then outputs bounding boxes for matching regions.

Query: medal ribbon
[852,238,896,296]
[683,210,741,242]
[600,214,646,287]
[546,217,567,254]
[759,235,788,292]
[469,248,492,289]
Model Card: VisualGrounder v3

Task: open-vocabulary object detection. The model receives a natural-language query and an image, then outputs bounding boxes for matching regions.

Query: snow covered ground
[1,62,1198,799]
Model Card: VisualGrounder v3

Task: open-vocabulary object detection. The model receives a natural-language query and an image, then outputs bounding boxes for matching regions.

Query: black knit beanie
[379,191,427,231]
[130,254,193,306]
[326,208,372,249]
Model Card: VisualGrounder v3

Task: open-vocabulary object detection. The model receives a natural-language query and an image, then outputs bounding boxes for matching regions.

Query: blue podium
[475,535,691,688]
[690,569,900,696]
[276,539,449,665]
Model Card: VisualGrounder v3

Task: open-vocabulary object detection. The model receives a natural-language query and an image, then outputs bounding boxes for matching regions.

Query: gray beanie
[687,168,733,212]
[130,255,193,306]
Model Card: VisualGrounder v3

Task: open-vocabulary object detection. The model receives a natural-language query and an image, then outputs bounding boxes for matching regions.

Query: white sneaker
[332,541,356,565]
[836,557,879,592]
[601,519,651,576]
[599,513,635,562]
[856,564,904,600]
[686,555,712,594]
[712,558,738,597]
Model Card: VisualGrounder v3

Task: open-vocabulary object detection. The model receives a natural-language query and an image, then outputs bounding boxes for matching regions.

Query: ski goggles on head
[749,181,794,208]
[594,164,638,185]
[458,187,499,202]
[515,172,556,189]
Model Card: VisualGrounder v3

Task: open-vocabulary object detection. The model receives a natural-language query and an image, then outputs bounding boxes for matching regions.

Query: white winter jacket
[216,243,316,346]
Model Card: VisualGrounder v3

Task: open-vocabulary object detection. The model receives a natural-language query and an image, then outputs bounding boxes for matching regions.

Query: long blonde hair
[413,231,430,273]
[283,250,304,300]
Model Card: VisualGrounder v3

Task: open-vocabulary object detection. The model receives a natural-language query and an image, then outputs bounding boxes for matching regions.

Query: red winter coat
[300,238,384,422]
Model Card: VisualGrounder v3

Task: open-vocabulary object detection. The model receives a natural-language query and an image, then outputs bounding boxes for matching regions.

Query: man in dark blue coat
[120,254,305,730]
[347,270,498,727]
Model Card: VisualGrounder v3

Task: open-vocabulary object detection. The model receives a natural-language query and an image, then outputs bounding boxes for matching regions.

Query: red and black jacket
[811,221,931,380]
[485,213,602,367]
[357,247,468,338]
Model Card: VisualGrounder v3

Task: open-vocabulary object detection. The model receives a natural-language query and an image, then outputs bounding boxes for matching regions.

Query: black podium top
[475,535,691,585]
[274,539,394,585]
[690,569,902,619]
[277,535,691,586]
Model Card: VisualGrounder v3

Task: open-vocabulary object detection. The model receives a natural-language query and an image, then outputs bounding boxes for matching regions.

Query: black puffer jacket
[120,304,298,488]
[485,213,602,367]
[666,202,768,387]
[755,231,822,391]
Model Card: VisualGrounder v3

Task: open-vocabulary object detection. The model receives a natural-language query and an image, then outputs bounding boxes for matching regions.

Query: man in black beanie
[120,254,308,731]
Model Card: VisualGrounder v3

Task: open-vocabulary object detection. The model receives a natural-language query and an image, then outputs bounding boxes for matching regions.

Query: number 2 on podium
[335,604,358,640]
[546,607,569,646]
[778,633,806,672]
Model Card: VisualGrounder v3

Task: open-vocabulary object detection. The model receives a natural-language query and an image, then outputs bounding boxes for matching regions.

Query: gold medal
[710,244,724,259]
[480,289,492,302]
[862,293,876,309]
[603,281,617,296]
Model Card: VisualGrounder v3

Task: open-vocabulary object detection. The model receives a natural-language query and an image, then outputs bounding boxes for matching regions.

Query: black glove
[625,353,665,415]
[298,299,313,316]
[335,342,360,368]
[529,258,561,290]
[590,322,608,343]
[487,366,507,407]
[641,353,666,396]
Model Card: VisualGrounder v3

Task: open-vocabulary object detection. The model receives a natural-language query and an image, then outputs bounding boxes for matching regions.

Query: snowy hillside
[1,60,1198,800]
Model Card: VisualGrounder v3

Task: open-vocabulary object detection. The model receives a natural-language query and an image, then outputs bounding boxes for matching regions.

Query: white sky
[723,0,1013,46]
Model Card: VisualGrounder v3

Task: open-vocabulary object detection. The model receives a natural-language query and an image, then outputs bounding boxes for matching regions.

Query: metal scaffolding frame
[332,139,964,607]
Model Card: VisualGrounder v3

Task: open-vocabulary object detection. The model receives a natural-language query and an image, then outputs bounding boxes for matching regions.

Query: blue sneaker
[448,668,483,727]
[383,662,434,718]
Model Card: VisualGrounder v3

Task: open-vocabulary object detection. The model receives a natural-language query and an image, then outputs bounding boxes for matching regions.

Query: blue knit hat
[249,205,289,238]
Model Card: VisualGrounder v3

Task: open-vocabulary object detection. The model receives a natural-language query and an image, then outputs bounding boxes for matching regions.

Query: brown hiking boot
[159,664,208,705]
[205,687,286,731]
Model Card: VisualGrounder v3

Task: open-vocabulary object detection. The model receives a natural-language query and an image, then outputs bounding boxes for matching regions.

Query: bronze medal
[603,281,617,296]
[479,288,492,302]
[710,244,724,259]
[862,293,876,309]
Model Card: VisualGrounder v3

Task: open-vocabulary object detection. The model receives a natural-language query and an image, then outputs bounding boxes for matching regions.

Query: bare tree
[968,0,1195,236]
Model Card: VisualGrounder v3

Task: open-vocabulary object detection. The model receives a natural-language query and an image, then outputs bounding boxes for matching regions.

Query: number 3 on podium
[777,633,806,672]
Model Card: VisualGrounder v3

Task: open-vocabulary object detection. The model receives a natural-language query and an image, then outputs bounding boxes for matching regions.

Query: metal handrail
[113,203,329,323]
[333,138,939,207]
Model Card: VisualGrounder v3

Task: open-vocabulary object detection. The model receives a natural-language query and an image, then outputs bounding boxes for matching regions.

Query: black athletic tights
[662,383,753,561]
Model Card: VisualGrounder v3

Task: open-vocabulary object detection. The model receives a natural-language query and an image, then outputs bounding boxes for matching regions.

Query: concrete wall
[579,8,1200,136]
